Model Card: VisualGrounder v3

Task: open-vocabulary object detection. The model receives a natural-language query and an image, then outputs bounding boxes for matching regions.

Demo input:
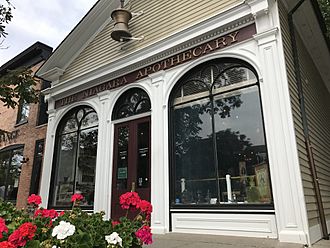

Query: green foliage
[0,194,151,248]
[0,0,13,38]
[318,0,330,37]
[0,67,39,108]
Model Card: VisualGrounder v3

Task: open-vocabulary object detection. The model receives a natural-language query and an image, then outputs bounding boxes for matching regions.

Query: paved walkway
[146,233,305,248]
[312,239,330,248]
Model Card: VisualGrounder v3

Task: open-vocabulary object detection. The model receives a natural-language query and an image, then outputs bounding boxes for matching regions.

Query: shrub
[0,192,152,248]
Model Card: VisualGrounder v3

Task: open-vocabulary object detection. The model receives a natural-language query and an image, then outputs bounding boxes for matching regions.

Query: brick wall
[0,61,48,208]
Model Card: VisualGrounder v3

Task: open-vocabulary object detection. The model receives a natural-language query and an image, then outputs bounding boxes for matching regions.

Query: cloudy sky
[0,0,98,66]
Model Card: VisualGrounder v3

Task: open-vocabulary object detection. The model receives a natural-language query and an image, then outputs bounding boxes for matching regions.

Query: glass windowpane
[116,126,129,190]
[0,148,23,203]
[136,122,149,188]
[53,133,77,206]
[214,86,271,204]
[75,128,98,206]
[112,88,151,120]
[173,99,217,205]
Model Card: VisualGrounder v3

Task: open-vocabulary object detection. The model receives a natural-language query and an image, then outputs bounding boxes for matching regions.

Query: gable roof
[37,0,330,87]
[36,0,119,80]
[0,41,52,74]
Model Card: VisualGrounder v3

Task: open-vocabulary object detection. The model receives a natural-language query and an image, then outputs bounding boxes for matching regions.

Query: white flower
[52,221,76,240]
[105,232,123,247]
[52,246,60,248]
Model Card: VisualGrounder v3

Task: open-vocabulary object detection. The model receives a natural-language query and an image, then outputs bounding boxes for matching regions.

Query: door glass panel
[136,122,149,188]
[116,126,129,189]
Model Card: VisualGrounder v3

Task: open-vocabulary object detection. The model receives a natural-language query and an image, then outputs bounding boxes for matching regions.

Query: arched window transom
[112,88,151,121]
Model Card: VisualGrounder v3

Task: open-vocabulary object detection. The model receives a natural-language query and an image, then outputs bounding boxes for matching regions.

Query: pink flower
[138,200,153,219]
[0,241,16,248]
[71,194,84,203]
[119,192,141,210]
[0,218,8,239]
[59,211,65,216]
[27,194,42,206]
[135,225,152,245]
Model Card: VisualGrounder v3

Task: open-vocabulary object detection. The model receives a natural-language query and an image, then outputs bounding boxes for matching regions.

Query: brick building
[0,42,52,208]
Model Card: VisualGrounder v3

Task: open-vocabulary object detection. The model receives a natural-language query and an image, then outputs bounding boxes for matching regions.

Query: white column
[94,91,113,216]
[252,1,309,244]
[148,71,167,234]
[39,97,57,208]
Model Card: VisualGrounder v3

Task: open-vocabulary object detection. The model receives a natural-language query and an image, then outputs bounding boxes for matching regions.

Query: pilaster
[253,2,309,244]
[148,71,167,234]
[39,97,57,208]
[94,91,113,215]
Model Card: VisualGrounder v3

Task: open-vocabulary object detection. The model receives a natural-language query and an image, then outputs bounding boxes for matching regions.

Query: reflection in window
[170,59,272,207]
[50,106,98,208]
[0,146,24,203]
[16,101,29,124]
[112,88,151,120]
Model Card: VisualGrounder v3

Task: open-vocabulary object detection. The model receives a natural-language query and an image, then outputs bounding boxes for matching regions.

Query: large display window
[49,106,98,209]
[169,59,273,208]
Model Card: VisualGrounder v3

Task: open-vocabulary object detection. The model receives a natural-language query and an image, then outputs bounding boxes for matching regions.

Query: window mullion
[72,130,80,195]
[210,95,221,204]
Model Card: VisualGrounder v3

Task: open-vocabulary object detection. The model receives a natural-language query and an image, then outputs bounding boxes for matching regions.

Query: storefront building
[0,42,52,208]
[36,0,330,246]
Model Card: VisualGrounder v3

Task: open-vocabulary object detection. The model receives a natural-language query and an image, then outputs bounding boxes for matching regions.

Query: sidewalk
[146,233,305,248]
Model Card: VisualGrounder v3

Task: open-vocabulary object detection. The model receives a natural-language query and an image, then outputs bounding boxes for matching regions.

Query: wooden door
[111,116,151,220]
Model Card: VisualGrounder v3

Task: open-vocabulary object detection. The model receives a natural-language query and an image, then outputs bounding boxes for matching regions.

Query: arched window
[112,88,151,121]
[169,58,272,208]
[49,106,98,209]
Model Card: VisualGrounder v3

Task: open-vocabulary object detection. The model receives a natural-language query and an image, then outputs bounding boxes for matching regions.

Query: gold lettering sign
[55,24,256,108]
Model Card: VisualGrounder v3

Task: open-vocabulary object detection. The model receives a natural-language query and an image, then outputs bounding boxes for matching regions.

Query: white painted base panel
[171,213,278,238]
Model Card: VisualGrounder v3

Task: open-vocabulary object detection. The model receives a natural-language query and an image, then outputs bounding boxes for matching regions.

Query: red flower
[138,200,153,218]
[0,241,16,248]
[27,194,42,206]
[59,211,65,216]
[135,225,153,245]
[0,218,8,239]
[112,220,120,227]
[17,222,37,239]
[34,209,58,219]
[8,222,37,247]
[71,194,84,202]
[119,192,141,210]
[8,230,26,247]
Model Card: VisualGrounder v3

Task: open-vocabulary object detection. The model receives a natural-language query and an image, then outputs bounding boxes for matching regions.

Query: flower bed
[0,192,152,248]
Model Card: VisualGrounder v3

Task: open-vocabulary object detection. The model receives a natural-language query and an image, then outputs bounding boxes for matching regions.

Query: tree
[0,0,13,39]
[0,68,39,109]
[0,1,39,109]
[318,0,330,37]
